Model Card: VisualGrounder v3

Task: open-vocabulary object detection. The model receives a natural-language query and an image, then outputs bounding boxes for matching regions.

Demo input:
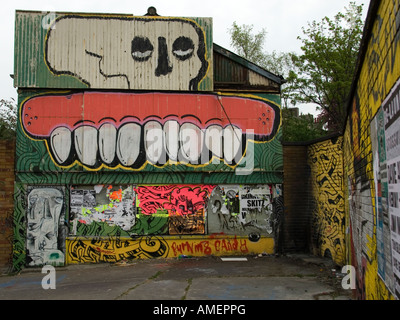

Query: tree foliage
[281,107,326,142]
[229,21,267,63]
[287,2,364,132]
[228,22,324,141]
[0,98,17,140]
[228,2,364,139]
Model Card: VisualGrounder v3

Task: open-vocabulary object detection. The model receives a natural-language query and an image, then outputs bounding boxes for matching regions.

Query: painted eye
[131,37,154,61]
[172,36,194,61]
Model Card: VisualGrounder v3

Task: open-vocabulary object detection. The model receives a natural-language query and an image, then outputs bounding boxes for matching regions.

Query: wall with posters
[343,0,400,300]
[68,184,282,238]
[66,183,282,264]
[13,183,281,268]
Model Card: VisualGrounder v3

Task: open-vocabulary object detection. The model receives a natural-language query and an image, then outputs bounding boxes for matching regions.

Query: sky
[1,0,370,115]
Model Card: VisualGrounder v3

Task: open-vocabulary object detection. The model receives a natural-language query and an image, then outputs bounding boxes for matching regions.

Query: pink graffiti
[135,185,215,215]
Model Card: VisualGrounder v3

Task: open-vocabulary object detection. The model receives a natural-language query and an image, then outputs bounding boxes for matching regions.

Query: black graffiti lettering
[246,200,265,207]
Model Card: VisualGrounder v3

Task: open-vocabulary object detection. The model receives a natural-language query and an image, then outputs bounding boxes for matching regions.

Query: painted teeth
[144,121,164,164]
[50,126,72,164]
[223,125,242,163]
[74,126,98,167]
[99,123,117,164]
[49,122,246,168]
[164,120,180,161]
[117,123,141,166]
[180,123,204,163]
[205,125,223,159]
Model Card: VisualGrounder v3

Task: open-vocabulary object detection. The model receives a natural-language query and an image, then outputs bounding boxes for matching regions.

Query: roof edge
[213,43,286,85]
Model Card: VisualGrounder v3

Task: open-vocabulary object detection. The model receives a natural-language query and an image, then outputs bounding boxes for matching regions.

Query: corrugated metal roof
[213,43,285,92]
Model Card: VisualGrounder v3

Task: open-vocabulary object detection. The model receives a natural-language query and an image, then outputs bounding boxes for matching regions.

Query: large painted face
[45,16,209,90]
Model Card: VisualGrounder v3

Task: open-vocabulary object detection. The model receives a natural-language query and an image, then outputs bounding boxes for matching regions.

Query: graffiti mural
[67,236,170,263]
[20,92,281,172]
[14,11,213,91]
[12,10,284,272]
[45,16,210,91]
[26,187,66,266]
[308,137,345,265]
[207,185,281,237]
[68,184,281,240]
[66,235,274,264]
[135,185,215,235]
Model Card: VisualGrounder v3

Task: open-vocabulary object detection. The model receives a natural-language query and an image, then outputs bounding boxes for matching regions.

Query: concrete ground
[0,253,354,301]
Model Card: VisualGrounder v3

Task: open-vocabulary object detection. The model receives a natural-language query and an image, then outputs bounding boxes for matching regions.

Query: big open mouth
[21,92,281,169]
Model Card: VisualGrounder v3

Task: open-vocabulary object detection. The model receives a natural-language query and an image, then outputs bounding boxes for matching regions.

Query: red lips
[20,92,280,169]
[21,92,280,139]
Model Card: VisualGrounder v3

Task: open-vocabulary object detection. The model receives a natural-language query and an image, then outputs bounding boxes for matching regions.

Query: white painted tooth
[223,125,242,164]
[50,126,71,164]
[144,121,164,164]
[74,126,98,167]
[179,123,204,163]
[117,123,141,166]
[98,123,117,164]
[205,125,223,158]
[163,120,180,161]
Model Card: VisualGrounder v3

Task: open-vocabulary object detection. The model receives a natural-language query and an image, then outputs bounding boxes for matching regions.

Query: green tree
[262,50,298,109]
[229,21,267,63]
[228,22,324,141]
[288,2,364,133]
[228,22,298,109]
[0,98,17,139]
[281,107,326,142]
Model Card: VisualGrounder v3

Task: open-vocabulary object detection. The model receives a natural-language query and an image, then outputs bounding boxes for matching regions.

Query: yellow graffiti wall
[66,236,274,264]
[308,137,345,266]
[343,0,400,300]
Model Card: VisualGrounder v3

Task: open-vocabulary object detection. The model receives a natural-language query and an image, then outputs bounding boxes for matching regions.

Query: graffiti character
[26,188,65,266]
[45,16,209,90]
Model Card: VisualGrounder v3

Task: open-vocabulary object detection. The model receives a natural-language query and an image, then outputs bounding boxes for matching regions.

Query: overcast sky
[1,0,370,115]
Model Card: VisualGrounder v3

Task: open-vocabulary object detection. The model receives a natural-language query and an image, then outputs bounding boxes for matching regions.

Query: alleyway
[0,254,353,302]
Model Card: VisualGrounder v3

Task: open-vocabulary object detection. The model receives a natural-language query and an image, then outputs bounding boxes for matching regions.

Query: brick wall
[282,143,312,253]
[0,139,15,274]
